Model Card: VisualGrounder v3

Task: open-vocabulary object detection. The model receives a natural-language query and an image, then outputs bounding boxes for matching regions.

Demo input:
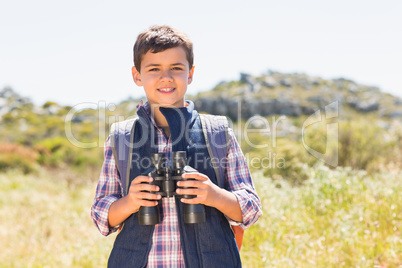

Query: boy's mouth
[158,87,175,93]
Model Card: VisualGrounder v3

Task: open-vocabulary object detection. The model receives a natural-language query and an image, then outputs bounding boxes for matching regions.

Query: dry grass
[241,166,402,267]
[0,169,115,267]
[1,165,401,267]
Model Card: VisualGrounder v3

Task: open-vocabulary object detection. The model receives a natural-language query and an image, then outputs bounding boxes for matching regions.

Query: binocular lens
[139,206,160,225]
[151,153,165,169]
[184,203,206,224]
[172,151,187,169]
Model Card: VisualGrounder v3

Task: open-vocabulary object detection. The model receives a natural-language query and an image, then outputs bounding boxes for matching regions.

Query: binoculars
[139,151,206,225]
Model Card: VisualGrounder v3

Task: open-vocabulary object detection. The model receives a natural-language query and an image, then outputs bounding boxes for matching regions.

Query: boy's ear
[132,66,143,86]
[188,66,195,85]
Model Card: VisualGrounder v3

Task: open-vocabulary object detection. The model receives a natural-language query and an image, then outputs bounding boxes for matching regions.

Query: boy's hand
[127,176,161,213]
[108,176,162,228]
[176,172,243,222]
[176,173,221,207]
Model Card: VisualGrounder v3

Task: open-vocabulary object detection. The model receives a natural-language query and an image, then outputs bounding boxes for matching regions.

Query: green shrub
[338,120,397,172]
[240,130,316,185]
[35,137,103,170]
[301,117,400,173]
[262,138,316,185]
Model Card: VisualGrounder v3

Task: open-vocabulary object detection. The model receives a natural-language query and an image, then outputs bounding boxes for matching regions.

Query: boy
[91,25,262,268]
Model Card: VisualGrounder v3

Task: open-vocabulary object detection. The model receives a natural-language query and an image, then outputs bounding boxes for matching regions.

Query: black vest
[108,102,241,268]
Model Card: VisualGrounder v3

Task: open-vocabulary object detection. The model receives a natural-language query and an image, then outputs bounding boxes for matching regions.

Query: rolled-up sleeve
[91,136,123,236]
[225,128,262,229]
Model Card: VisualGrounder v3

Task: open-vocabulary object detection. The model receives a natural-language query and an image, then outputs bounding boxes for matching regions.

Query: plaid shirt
[91,101,262,268]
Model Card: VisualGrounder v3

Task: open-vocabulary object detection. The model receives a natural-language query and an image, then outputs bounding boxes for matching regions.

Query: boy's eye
[149,68,159,72]
[172,67,183,71]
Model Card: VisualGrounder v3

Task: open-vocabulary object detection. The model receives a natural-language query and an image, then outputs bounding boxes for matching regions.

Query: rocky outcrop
[240,73,261,93]
[195,97,316,120]
[0,87,32,118]
[193,71,401,119]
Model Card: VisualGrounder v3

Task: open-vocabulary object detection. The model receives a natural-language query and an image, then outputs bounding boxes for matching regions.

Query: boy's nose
[160,70,173,82]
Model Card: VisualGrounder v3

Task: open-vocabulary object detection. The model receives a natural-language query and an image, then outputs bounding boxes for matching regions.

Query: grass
[0,169,115,267]
[1,166,401,267]
[241,165,402,267]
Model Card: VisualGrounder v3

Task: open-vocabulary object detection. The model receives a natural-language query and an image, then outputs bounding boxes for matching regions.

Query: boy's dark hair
[133,25,194,71]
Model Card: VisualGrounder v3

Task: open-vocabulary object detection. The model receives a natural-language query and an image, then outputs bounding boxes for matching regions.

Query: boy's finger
[138,199,159,207]
[176,188,193,195]
[177,179,201,188]
[180,197,202,204]
[137,192,161,201]
[181,173,208,181]
[132,175,153,184]
[177,187,205,196]
[133,183,160,193]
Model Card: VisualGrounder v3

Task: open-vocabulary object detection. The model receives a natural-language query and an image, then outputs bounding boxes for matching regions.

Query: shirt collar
[136,100,194,122]
[136,100,158,129]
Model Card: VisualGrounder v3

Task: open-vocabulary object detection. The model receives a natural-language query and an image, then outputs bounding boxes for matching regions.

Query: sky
[1,0,401,107]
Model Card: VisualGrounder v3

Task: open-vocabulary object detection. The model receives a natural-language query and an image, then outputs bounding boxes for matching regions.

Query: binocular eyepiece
[139,151,206,225]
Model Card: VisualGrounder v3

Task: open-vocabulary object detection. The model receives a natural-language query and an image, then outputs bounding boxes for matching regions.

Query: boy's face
[132,46,194,108]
